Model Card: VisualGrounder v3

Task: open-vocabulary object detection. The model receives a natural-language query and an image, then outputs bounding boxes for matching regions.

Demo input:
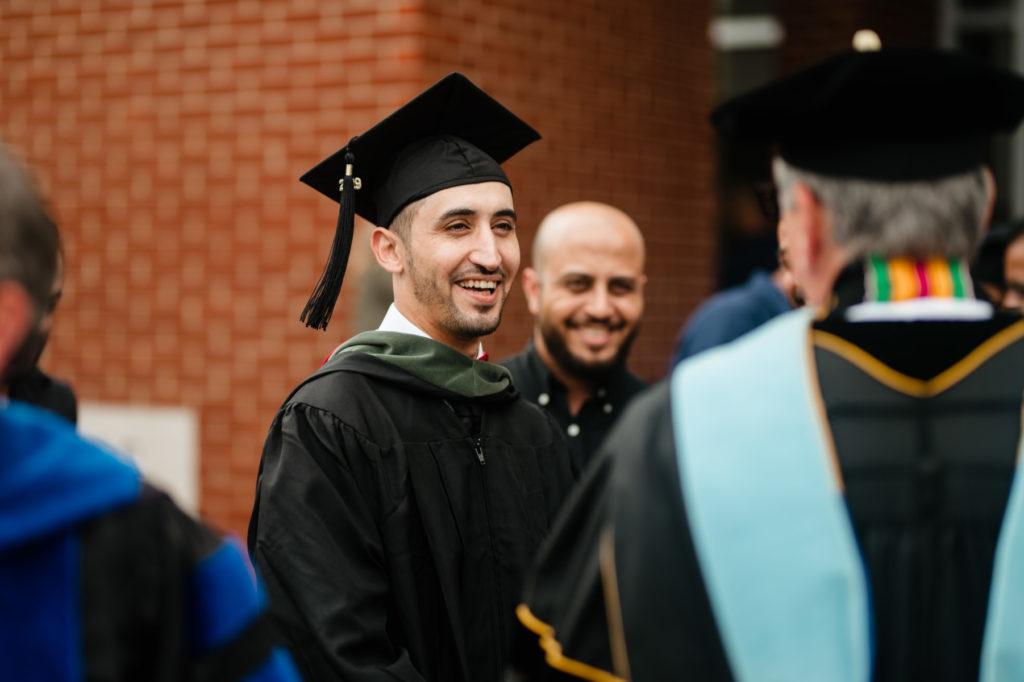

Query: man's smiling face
[397,181,520,349]
[524,203,646,381]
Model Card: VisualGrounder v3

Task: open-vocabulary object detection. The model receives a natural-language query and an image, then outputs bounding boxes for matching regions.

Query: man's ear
[371,227,404,275]
[790,180,827,268]
[789,179,847,307]
[981,165,997,233]
[521,267,542,316]
[0,281,32,378]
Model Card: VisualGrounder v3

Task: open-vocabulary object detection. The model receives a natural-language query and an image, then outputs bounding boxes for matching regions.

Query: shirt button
[597,388,607,398]
[603,403,613,414]
[567,424,580,437]
[538,392,550,406]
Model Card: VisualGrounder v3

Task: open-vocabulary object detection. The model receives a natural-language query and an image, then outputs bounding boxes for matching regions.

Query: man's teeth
[460,280,497,291]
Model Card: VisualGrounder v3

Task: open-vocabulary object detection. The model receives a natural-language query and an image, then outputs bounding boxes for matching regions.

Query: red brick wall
[0,0,715,536]
[418,0,717,379]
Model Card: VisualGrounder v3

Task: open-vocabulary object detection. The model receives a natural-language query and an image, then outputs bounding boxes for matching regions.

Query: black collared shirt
[500,342,647,473]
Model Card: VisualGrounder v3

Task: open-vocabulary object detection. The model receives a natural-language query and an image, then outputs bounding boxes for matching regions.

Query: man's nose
[583,286,613,318]
[469,227,501,271]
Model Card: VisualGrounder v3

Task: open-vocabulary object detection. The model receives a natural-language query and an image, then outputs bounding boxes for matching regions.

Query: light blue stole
[983,456,1024,680]
[670,308,1024,681]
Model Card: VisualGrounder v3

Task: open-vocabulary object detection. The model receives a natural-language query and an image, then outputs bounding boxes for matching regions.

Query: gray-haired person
[510,46,1024,682]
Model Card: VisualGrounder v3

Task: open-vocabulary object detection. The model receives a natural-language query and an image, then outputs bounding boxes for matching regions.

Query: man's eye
[446,222,470,232]
[565,279,589,292]
[494,221,514,233]
[610,282,635,295]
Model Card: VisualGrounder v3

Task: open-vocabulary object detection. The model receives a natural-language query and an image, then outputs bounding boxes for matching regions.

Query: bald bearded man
[501,202,647,473]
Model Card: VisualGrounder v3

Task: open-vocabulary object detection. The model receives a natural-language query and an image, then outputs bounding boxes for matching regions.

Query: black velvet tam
[300,72,540,228]
[711,48,1024,181]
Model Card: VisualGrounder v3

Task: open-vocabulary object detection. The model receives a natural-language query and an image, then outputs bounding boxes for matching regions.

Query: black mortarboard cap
[298,73,540,330]
[711,47,1024,181]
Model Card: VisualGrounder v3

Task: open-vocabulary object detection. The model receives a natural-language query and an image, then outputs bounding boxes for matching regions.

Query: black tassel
[301,148,358,330]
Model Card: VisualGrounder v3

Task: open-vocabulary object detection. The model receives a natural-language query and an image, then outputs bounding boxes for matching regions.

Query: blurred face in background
[1002,234,1024,312]
[776,217,805,307]
[5,252,62,381]
[523,202,646,383]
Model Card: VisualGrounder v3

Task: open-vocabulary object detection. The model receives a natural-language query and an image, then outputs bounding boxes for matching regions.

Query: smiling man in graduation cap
[508,44,1024,682]
[248,74,575,682]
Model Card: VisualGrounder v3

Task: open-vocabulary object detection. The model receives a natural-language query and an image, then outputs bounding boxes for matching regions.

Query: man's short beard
[436,292,505,340]
[450,309,503,339]
[408,255,505,341]
[540,319,638,384]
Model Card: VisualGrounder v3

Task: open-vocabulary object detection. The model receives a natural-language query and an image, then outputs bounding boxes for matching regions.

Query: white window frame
[941,0,1024,217]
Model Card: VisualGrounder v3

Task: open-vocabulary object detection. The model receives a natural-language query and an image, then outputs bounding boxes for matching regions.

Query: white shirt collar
[844,298,993,322]
[377,303,487,358]
[378,303,431,338]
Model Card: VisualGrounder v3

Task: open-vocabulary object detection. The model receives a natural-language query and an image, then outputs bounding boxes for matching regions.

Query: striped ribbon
[865,255,974,302]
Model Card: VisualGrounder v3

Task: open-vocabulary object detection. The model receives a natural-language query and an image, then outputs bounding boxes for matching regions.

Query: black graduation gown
[509,315,1024,682]
[78,486,294,681]
[249,351,575,682]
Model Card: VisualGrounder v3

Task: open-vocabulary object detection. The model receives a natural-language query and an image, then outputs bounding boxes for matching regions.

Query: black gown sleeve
[508,443,619,682]
[249,403,427,682]
[605,384,733,682]
[80,485,300,681]
[508,382,734,682]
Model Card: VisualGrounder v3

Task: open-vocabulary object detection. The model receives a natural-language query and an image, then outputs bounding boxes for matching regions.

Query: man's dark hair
[0,145,59,321]
[387,198,423,243]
